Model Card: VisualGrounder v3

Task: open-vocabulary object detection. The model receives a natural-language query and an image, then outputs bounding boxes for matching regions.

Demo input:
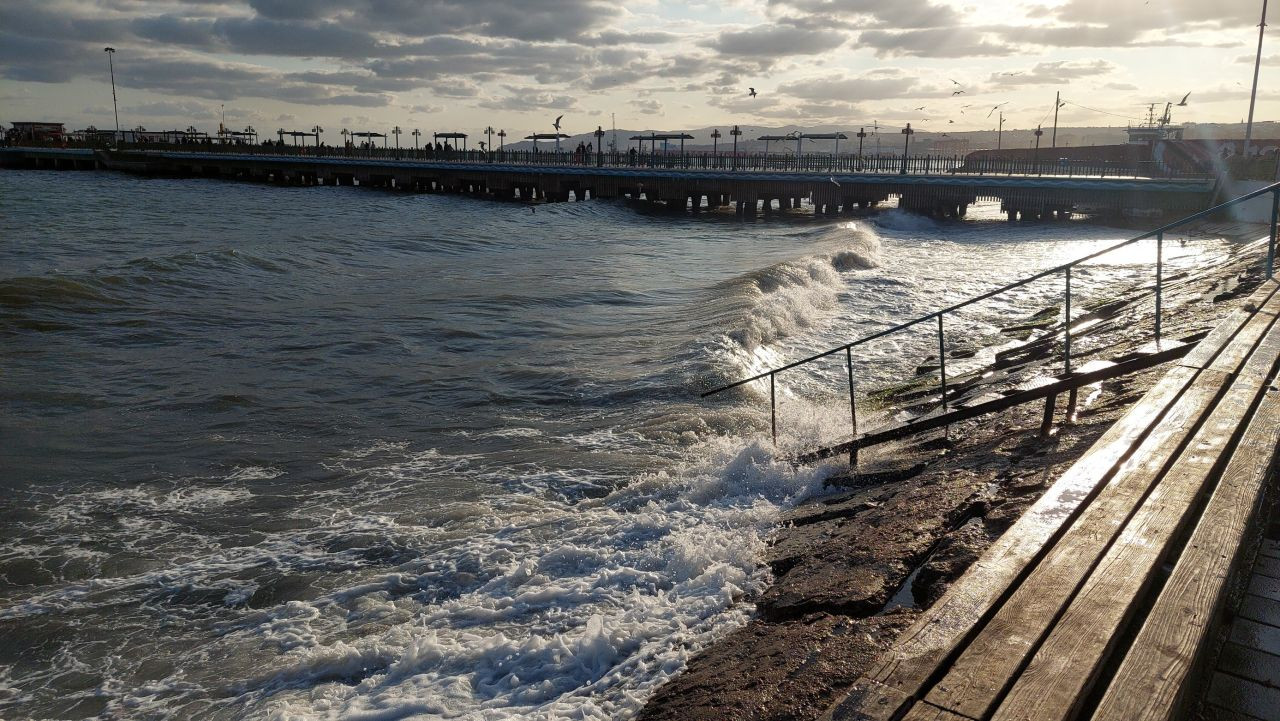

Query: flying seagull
[829,176,841,187]
[553,115,563,131]
[1177,92,1191,106]
[987,102,1009,118]
[949,78,962,85]
[915,105,926,111]
[748,87,757,98]
[952,90,966,96]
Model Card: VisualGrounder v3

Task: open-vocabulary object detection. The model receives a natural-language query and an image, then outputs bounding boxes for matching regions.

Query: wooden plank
[1217,641,1280,687]
[1240,593,1280,627]
[1255,556,1280,580]
[1205,671,1280,720]
[995,334,1280,721]
[924,305,1280,720]
[1201,281,1280,376]
[922,371,1235,720]
[828,365,1203,721]
[1178,280,1279,369]
[899,702,973,721]
[1261,539,1280,561]
[1250,574,1280,603]
[1230,617,1280,655]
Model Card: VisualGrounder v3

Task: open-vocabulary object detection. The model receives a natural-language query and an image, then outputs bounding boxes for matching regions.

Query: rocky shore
[640,221,1272,721]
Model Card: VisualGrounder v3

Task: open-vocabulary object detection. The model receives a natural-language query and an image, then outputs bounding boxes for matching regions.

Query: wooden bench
[824,278,1280,721]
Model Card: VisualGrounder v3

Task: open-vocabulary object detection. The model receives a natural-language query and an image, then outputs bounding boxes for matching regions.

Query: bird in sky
[1178,92,1191,106]
[952,90,966,96]
[748,87,757,98]
[553,115,563,131]
[949,78,962,85]
[915,105,926,111]
[987,102,1009,118]
[829,176,841,187]
[948,119,955,123]
[1002,71,1022,76]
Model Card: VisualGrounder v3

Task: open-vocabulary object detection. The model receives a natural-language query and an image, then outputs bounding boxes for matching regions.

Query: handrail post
[1269,189,1279,279]
[1155,230,1164,343]
[770,372,777,445]
[1064,266,1072,375]
[846,346,857,438]
[937,314,948,412]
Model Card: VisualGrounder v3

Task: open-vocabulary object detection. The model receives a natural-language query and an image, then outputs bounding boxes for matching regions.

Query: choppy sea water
[0,169,1230,720]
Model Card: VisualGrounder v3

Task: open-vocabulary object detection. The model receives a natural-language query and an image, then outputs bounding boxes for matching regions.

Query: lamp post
[711,128,721,165]
[1033,125,1044,175]
[392,125,401,153]
[997,112,1004,150]
[245,125,256,144]
[900,123,914,174]
[857,127,867,169]
[498,129,506,150]
[1245,0,1270,156]
[103,47,120,144]
[340,128,350,148]
[312,125,323,149]
[277,128,285,146]
[594,125,605,166]
[485,125,494,153]
[412,128,421,151]
[731,124,742,170]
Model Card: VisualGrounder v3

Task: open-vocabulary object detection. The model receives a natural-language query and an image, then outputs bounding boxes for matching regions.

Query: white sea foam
[155,437,843,721]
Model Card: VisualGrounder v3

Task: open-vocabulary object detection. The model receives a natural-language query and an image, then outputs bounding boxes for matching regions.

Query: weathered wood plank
[1255,555,1280,580]
[1216,641,1280,687]
[1240,593,1280,628]
[1205,671,1280,720]
[1250,574,1280,603]
[1177,280,1279,370]
[999,333,1280,721]
[922,371,1234,720]
[1089,373,1280,721]
[827,365,1203,721]
[1229,617,1280,655]
[1261,539,1280,561]
[1202,283,1280,376]
[899,702,973,721]
[923,304,1280,720]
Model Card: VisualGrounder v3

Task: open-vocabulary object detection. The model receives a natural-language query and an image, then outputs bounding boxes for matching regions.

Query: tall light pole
[412,128,421,151]
[900,123,914,174]
[711,127,721,156]
[312,125,323,148]
[1051,91,1062,149]
[857,127,866,163]
[498,129,506,150]
[1245,0,1270,156]
[594,125,605,166]
[103,47,120,143]
[485,125,494,152]
[730,124,742,170]
[998,112,1005,150]
[1034,125,1044,175]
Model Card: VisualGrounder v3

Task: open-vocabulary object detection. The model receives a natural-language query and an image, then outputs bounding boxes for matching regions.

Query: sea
[0,169,1230,720]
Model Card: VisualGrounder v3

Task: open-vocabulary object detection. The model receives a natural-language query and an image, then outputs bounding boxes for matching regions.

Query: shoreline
[639,220,1272,721]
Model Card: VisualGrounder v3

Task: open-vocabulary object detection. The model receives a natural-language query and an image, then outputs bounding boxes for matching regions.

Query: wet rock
[637,611,917,721]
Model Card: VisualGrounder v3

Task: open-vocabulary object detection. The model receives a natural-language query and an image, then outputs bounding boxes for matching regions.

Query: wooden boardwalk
[824,279,1280,721]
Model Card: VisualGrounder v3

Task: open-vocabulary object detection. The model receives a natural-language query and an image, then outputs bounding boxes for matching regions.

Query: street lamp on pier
[340,128,350,149]
[244,125,256,144]
[857,127,867,165]
[900,123,914,174]
[485,126,494,153]
[412,128,421,151]
[1033,125,1044,175]
[103,47,120,144]
[594,125,605,166]
[730,124,742,170]
[312,125,323,148]
[277,128,285,146]
[498,129,506,150]
[392,125,402,152]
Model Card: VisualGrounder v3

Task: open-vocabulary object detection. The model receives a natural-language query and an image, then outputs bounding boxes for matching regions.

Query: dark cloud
[477,87,580,112]
[708,24,847,58]
[778,71,949,102]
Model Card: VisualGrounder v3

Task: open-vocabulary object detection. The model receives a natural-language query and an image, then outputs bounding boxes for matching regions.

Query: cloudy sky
[0,0,1275,140]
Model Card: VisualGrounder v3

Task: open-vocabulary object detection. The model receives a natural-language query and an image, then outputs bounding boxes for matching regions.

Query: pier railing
[26,139,1211,179]
[701,182,1280,449]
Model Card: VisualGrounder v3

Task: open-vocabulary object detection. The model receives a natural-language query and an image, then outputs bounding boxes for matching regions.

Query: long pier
[1,146,1218,220]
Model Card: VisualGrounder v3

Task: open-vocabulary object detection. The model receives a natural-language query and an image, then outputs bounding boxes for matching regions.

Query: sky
[0,0,1276,141]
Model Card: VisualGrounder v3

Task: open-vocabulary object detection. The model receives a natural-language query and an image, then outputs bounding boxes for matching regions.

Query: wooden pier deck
[824,279,1280,721]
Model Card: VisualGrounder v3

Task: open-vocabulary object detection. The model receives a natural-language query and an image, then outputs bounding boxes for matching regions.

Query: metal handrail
[2,142,1214,180]
[701,181,1280,447]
